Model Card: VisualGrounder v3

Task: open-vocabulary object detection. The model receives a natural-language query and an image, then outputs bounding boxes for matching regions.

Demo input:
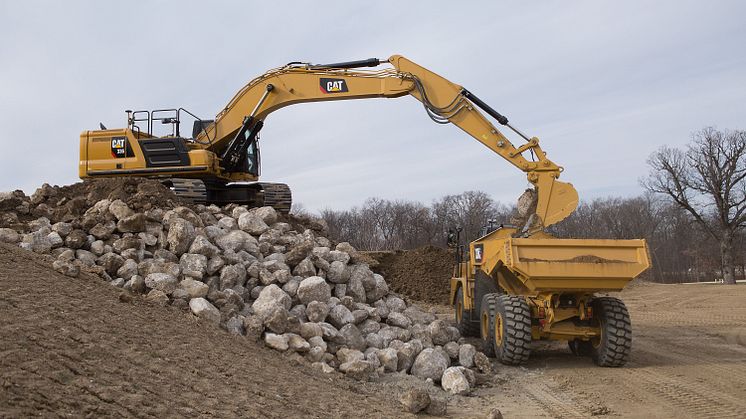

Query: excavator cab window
[246,139,260,177]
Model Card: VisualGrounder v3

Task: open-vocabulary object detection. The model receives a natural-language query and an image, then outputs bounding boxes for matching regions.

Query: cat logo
[319,78,348,94]
[110,136,134,158]
[474,244,484,264]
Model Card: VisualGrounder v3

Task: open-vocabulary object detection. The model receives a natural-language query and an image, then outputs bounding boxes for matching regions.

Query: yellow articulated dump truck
[78,54,650,366]
[449,225,650,367]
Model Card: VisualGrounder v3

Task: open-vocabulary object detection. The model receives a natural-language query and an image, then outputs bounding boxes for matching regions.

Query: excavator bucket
[503,237,651,292]
[535,176,579,228]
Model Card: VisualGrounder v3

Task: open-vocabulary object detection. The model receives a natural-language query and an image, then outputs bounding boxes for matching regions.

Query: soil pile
[0,179,492,410]
[0,243,409,418]
[0,178,183,229]
[366,246,455,305]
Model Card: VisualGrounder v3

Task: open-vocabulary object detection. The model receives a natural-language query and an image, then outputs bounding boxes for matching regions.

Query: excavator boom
[194,55,578,227]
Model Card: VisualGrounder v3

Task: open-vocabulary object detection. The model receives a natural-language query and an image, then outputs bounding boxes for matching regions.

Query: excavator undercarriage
[168,179,292,213]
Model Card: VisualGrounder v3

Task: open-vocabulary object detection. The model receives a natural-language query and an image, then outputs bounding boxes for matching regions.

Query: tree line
[308,127,746,284]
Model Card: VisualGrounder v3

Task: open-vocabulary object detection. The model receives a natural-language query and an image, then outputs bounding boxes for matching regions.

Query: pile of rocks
[0,186,489,397]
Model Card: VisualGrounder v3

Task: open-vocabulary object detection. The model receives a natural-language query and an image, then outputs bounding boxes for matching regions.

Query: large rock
[215,230,257,254]
[339,324,366,351]
[411,348,450,382]
[52,260,79,277]
[404,305,436,325]
[262,305,289,334]
[399,387,431,414]
[286,333,310,353]
[144,273,178,294]
[251,284,291,316]
[441,366,471,395]
[167,218,196,256]
[47,232,63,248]
[138,259,180,278]
[387,312,412,329]
[123,275,146,294]
[428,319,459,346]
[112,237,142,253]
[296,276,331,305]
[98,252,125,276]
[458,344,477,368]
[299,322,324,340]
[90,222,116,240]
[116,259,138,280]
[253,206,278,225]
[180,278,209,298]
[319,322,345,344]
[366,274,389,303]
[327,250,350,264]
[346,268,367,303]
[339,360,374,381]
[377,348,399,372]
[220,264,247,289]
[326,261,349,284]
[264,333,289,351]
[474,351,492,374]
[444,341,460,359]
[64,230,87,250]
[189,297,220,325]
[238,212,269,235]
[305,301,330,323]
[21,231,52,253]
[188,235,220,257]
[285,241,313,267]
[117,213,146,233]
[108,200,134,220]
[0,228,20,244]
[292,257,316,278]
[180,253,208,279]
[327,304,354,329]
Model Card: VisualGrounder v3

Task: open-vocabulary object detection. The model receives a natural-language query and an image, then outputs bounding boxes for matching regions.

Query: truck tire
[479,294,499,357]
[455,286,479,337]
[492,295,532,365]
[590,297,632,367]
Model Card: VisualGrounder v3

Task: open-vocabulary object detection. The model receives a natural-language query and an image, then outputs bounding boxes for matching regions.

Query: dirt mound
[48,178,184,221]
[0,243,409,418]
[366,246,455,305]
[1,178,186,229]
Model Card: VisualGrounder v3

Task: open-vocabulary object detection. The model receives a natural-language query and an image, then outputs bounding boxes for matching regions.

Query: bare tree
[432,191,504,242]
[643,127,746,284]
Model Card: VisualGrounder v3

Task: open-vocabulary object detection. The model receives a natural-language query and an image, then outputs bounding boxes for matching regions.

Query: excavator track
[165,178,292,214]
[258,182,292,214]
[169,178,208,203]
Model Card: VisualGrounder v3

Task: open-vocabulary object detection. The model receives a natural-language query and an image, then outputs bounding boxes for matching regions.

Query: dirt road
[447,282,746,418]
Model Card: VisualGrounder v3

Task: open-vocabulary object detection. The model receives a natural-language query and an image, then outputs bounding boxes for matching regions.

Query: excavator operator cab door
[246,139,260,177]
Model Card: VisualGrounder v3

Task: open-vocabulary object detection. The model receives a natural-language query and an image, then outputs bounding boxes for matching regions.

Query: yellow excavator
[79,54,650,366]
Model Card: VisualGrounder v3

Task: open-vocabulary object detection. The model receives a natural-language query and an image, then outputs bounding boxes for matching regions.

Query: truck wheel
[590,297,632,367]
[455,286,479,337]
[480,294,499,357]
[491,295,532,365]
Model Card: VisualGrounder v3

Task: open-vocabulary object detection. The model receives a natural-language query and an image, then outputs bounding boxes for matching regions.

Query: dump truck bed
[502,238,651,292]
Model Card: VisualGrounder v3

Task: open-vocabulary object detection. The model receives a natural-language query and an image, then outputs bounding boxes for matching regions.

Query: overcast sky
[1,1,744,212]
